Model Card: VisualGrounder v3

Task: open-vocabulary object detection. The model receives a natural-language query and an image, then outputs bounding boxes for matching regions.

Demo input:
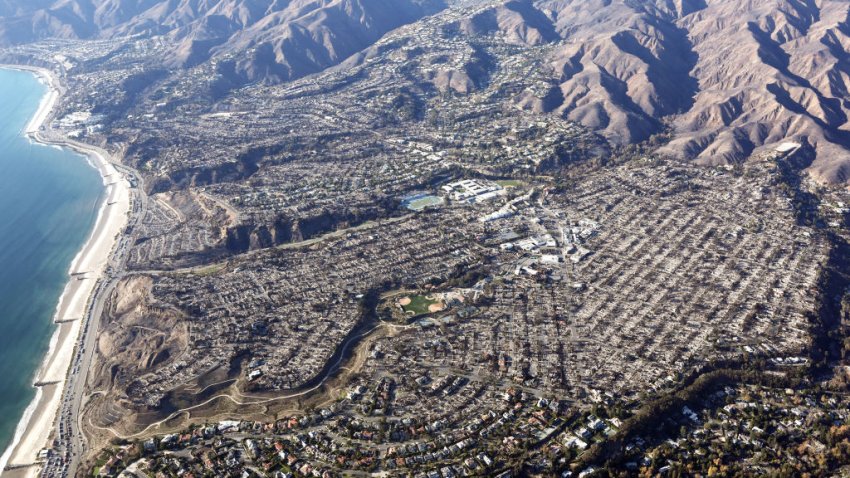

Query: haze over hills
[5,0,847,182]
[8,1,850,476]
[0,0,447,82]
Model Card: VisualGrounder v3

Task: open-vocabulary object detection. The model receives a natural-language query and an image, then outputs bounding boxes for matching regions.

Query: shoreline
[0,65,131,478]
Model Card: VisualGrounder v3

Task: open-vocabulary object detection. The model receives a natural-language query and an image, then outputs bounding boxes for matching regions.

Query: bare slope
[443,0,850,183]
[0,0,446,83]
[665,0,850,183]
[543,0,850,182]
[5,0,850,181]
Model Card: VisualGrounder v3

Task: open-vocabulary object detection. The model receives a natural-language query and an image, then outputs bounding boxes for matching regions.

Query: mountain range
[3,0,850,183]
[0,0,447,82]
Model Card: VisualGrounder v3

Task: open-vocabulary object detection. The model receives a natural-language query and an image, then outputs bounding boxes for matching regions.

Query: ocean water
[0,69,103,457]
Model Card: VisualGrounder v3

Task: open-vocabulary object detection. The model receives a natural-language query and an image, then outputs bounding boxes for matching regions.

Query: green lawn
[401,295,440,316]
[193,263,226,276]
[496,179,524,188]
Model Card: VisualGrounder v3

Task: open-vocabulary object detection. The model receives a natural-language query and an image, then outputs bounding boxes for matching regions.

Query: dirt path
[91,322,408,439]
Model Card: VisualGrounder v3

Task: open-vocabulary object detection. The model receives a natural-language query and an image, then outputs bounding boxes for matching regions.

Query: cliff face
[225,207,387,253]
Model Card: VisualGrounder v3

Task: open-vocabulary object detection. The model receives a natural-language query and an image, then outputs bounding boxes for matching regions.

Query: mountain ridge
[4,0,850,183]
[0,0,447,83]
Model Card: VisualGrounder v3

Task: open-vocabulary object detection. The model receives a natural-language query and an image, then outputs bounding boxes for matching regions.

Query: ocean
[0,68,103,459]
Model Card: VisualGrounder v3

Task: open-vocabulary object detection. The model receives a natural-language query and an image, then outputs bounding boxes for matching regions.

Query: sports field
[402,193,444,211]
[398,294,445,315]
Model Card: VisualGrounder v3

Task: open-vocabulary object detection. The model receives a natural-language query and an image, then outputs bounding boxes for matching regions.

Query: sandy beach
[0,65,131,478]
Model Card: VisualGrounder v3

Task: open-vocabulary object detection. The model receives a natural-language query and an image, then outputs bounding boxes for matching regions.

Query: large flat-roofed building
[442,179,505,203]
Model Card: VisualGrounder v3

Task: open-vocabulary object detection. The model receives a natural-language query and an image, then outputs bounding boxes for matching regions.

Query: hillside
[3,0,850,181]
[541,0,850,182]
[435,0,850,183]
[0,0,446,83]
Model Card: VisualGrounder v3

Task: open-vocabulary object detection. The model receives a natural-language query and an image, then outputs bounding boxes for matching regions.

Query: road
[40,160,148,478]
[95,319,394,440]
[42,168,412,476]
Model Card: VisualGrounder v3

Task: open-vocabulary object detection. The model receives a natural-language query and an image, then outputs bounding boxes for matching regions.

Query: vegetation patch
[192,263,226,277]
[398,294,444,316]
[496,179,524,188]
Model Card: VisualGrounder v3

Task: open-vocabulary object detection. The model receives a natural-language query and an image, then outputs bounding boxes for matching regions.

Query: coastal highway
[3,65,150,478]
[42,159,147,478]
